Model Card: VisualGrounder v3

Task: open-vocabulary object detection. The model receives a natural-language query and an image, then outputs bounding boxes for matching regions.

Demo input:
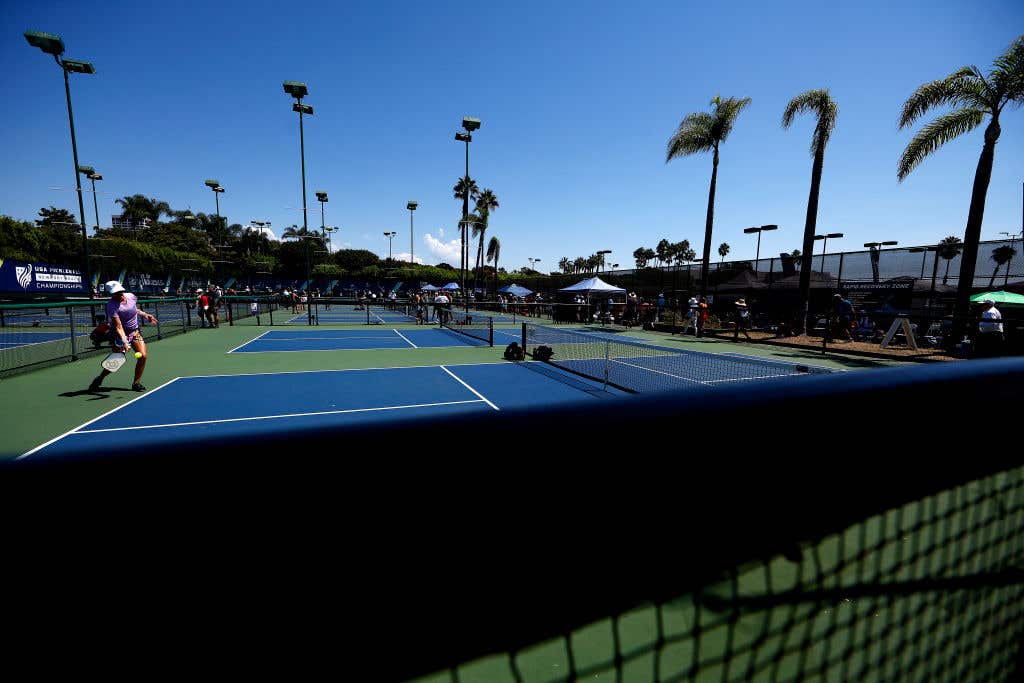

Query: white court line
[72,399,485,434]
[245,335,402,341]
[227,330,271,354]
[440,366,499,411]
[717,351,842,373]
[706,373,796,383]
[184,360,509,379]
[609,358,706,385]
[19,376,183,459]
[392,329,418,348]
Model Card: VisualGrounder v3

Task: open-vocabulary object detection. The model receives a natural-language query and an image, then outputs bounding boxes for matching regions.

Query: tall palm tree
[573,257,586,274]
[937,235,963,285]
[633,248,648,268]
[655,238,671,268]
[782,89,839,332]
[718,242,730,265]
[474,189,499,270]
[559,257,572,273]
[486,236,501,297]
[898,35,1024,340]
[116,194,170,226]
[989,245,1017,287]
[282,225,315,239]
[667,94,752,294]
[453,177,480,281]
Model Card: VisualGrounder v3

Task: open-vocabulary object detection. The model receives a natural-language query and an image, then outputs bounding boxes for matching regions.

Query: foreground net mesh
[415,465,1024,683]
[440,309,494,346]
[521,323,833,393]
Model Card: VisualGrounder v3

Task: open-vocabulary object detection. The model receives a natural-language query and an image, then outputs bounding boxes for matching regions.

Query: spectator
[733,299,752,340]
[833,293,855,342]
[195,289,210,328]
[697,296,709,337]
[434,291,450,325]
[209,285,223,328]
[656,291,666,322]
[976,298,1003,357]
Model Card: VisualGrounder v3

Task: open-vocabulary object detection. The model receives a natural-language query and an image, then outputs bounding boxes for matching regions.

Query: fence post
[183,301,190,331]
[68,306,78,361]
[155,300,163,340]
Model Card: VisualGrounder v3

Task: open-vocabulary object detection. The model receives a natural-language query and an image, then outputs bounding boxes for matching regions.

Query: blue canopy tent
[421,284,440,291]
[498,284,533,297]
[441,282,461,291]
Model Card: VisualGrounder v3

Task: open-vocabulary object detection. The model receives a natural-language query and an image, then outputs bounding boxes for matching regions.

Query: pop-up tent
[421,284,440,291]
[559,276,626,295]
[441,282,461,291]
[498,284,533,297]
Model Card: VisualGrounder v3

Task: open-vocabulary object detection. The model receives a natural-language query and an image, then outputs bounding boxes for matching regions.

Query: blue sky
[2,0,1022,272]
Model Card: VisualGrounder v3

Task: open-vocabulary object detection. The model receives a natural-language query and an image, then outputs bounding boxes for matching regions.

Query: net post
[488,317,494,347]
[68,306,78,361]
[184,300,192,330]
[228,300,234,327]
[521,322,527,355]
[603,338,610,391]
[268,299,274,326]
[155,300,163,339]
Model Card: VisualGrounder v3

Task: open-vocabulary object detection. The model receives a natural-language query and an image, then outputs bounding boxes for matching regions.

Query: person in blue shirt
[833,294,855,341]
[656,292,666,322]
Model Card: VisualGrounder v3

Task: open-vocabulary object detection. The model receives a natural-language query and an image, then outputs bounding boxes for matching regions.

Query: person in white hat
[975,298,1003,357]
[88,281,158,392]
[733,298,752,340]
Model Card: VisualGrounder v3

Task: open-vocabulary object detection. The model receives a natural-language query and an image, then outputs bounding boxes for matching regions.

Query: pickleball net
[440,308,493,346]
[418,464,1024,683]
[520,323,833,393]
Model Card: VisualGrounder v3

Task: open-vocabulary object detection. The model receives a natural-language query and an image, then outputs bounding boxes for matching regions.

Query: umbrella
[970,290,1024,306]
[441,282,461,291]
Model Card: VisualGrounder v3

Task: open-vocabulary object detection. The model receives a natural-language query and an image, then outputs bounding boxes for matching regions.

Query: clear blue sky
[2,0,1022,271]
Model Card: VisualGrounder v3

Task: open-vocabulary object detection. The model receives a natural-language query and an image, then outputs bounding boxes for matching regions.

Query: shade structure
[558,276,626,294]
[421,284,440,291]
[498,284,533,296]
[970,290,1024,306]
[716,270,769,292]
[441,282,461,291]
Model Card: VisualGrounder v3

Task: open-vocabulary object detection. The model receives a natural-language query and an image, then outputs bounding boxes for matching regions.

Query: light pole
[286,233,321,325]
[407,201,418,265]
[999,230,1021,287]
[325,226,338,253]
[205,180,224,237]
[383,231,397,262]
[316,190,328,242]
[528,258,542,272]
[813,232,844,273]
[77,165,102,231]
[864,241,899,283]
[742,224,778,273]
[283,81,313,235]
[597,250,612,274]
[25,31,95,293]
[455,117,480,298]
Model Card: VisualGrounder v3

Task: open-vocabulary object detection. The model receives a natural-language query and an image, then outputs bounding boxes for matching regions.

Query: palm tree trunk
[943,259,952,285]
[797,145,825,333]
[952,119,1000,344]
[700,146,719,295]
[989,264,998,288]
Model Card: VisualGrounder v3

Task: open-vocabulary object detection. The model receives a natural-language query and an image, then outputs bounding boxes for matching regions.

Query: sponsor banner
[125,272,172,294]
[843,281,914,313]
[0,258,86,293]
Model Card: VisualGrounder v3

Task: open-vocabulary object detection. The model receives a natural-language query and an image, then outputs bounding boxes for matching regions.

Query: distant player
[89,281,157,392]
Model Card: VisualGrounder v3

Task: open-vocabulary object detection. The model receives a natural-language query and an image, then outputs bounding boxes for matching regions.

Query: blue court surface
[24,361,627,458]
[230,328,491,352]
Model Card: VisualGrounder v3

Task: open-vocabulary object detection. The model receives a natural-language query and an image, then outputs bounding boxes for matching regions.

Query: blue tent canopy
[498,284,533,296]
[421,284,440,291]
[441,282,461,290]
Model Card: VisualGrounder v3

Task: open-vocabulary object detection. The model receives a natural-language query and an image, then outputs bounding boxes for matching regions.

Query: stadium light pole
[743,224,778,273]
[813,232,844,273]
[78,165,102,232]
[286,233,320,326]
[597,250,612,274]
[999,230,1021,287]
[325,225,338,252]
[455,117,480,299]
[205,180,224,234]
[283,81,312,235]
[407,201,418,265]
[25,31,95,293]
[316,190,328,242]
[864,241,899,283]
[383,231,397,262]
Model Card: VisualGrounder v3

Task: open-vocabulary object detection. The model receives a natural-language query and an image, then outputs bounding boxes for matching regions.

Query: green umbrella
[970,290,1024,306]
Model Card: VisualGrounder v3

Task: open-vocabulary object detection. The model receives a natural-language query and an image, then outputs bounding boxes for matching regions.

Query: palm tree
[655,238,671,268]
[474,190,499,270]
[783,89,839,332]
[573,257,586,274]
[898,35,1024,340]
[667,94,752,294]
[633,248,649,268]
[718,242,730,265]
[989,245,1017,287]
[559,257,572,273]
[282,225,315,239]
[937,236,963,284]
[486,236,501,297]
[116,194,170,227]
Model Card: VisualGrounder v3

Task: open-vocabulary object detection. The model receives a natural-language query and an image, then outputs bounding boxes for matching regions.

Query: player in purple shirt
[88,281,159,392]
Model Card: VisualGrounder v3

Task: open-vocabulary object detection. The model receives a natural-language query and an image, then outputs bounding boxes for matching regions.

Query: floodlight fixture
[293,103,313,115]
[24,30,65,56]
[205,179,220,188]
[62,59,95,74]
[315,190,328,202]
[283,81,308,99]
[462,117,480,132]
[77,165,94,175]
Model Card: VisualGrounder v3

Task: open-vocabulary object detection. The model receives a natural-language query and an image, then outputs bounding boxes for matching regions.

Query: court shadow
[60,387,135,400]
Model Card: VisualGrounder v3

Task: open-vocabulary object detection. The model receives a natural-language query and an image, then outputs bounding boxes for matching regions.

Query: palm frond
[666,112,715,160]
[898,108,985,180]
[898,68,983,128]
[782,89,838,155]
[992,35,1024,103]
[710,96,752,143]
[486,236,500,263]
